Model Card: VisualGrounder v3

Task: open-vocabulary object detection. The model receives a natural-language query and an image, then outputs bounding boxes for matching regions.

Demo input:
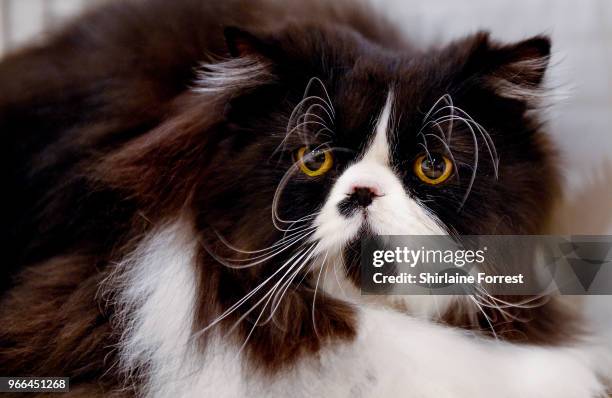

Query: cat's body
[1,0,609,396]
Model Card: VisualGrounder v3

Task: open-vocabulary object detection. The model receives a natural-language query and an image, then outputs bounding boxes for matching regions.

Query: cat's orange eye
[294,146,333,177]
[413,154,453,185]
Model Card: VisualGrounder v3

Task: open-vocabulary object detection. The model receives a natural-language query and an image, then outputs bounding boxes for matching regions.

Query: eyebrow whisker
[423,133,460,180]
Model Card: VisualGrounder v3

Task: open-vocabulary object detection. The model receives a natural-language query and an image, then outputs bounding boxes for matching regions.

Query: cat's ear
[224,27,281,60]
[466,33,552,103]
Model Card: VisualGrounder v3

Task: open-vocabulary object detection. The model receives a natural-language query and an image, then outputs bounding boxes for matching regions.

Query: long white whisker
[429,109,499,178]
[443,95,454,143]
[467,294,499,341]
[423,133,460,180]
[272,165,324,232]
[281,214,320,239]
[275,119,331,161]
[266,244,320,322]
[213,224,315,256]
[304,77,335,117]
[313,127,335,141]
[201,229,315,269]
[233,244,318,355]
[421,93,452,125]
[301,103,334,127]
[424,115,480,208]
[417,142,433,163]
[311,250,329,338]
[191,245,312,340]
[241,244,316,330]
[215,228,316,264]
[333,253,348,298]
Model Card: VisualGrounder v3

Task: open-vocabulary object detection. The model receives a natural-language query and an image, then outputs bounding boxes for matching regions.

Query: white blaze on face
[312,90,446,255]
[311,90,452,318]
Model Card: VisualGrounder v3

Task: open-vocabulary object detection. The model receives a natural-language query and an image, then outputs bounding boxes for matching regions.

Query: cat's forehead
[326,74,451,146]
[329,57,458,121]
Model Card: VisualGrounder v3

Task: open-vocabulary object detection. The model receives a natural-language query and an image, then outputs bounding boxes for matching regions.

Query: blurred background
[1,0,611,341]
[0,0,108,54]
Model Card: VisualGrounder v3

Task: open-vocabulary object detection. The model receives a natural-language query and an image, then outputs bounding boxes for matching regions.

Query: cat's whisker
[271,164,304,231]
[424,133,460,180]
[245,249,312,328]
[418,97,500,208]
[302,103,334,127]
[213,224,316,255]
[303,77,336,118]
[421,93,453,125]
[416,142,434,164]
[443,95,455,144]
[466,294,500,341]
[313,127,335,141]
[287,94,334,130]
[288,95,332,128]
[233,243,319,356]
[281,211,320,224]
[333,253,348,298]
[425,100,456,148]
[270,162,323,233]
[287,120,331,140]
[276,77,336,156]
[474,284,549,311]
[281,213,320,239]
[458,117,480,208]
[311,250,329,338]
[309,141,334,154]
[192,244,314,340]
[430,108,499,178]
[265,244,319,325]
[416,132,434,164]
[200,229,315,269]
[471,289,519,322]
[229,258,308,353]
[469,278,551,324]
[213,228,316,264]
[276,118,330,158]
[424,114,481,208]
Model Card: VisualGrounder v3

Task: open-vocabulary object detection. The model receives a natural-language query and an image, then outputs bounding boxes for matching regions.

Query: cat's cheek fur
[111,219,606,398]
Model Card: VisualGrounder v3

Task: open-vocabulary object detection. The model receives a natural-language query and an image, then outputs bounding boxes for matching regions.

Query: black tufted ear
[464,33,552,103]
[489,35,551,101]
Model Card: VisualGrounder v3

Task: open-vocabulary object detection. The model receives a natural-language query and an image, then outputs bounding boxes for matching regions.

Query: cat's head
[196,25,555,262]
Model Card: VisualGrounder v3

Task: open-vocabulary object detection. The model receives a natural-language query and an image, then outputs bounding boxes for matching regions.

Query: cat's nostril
[350,187,376,207]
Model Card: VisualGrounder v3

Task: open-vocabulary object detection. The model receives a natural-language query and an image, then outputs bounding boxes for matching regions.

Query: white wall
[0,0,102,53]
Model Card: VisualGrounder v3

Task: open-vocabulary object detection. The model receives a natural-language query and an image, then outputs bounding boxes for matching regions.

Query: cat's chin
[334,222,373,276]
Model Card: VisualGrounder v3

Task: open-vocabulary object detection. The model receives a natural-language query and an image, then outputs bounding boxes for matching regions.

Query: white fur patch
[103,218,202,396]
[193,57,274,94]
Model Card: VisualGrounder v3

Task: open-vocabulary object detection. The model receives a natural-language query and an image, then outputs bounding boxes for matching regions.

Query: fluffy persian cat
[1,0,609,396]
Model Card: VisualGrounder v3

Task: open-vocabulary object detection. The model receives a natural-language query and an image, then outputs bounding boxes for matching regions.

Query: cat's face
[196,26,557,292]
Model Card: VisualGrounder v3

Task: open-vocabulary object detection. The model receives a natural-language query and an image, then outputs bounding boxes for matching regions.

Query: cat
[1,0,609,396]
